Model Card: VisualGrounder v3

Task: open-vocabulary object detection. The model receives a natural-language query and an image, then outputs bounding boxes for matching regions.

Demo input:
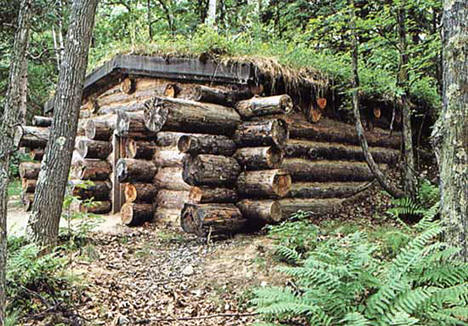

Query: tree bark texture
[194,85,251,106]
[127,139,157,159]
[0,0,32,320]
[233,146,283,170]
[233,119,288,148]
[183,154,241,187]
[85,117,115,141]
[235,95,293,119]
[116,158,157,183]
[73,159,111,181]
[236,199,282,223]
[432,0,467,261]
[188,187,238,203]
[236,169,291,198]
[289,181,370,199]
[15,126,50,148]
[27,0,99,247]
[279,198,344,219]
[77,139,112,159]
[177,134,236,156]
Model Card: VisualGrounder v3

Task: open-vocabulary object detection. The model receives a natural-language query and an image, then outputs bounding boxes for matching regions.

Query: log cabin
[17,54,402,236]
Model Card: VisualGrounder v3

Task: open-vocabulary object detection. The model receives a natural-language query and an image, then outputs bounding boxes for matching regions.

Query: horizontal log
[237,169,291,198]
[127,139,157,159]
[19,162,41,179]
[21,178,36,193]
[29,148,44,161]
[124,183,157,203]
[177,134,236,156]
[181,203,246,237]
[73,200,112,214]
[97,101,148,116]
[77,139,112,159]
[15,126,49,149]
[155,190,190,209]
[284,139,399,163]
[71,180,112,201]
[85,116,115,141]
[121,203,153,226]
[72,159,111,181]
[289,182,370,199]
[153,167,191,191]
[189,187,238,203]
[183,154,241,187]
[236,199,282,223]
[286,117,401,149]
[194,85,252,106]
[144,97,241,135]
[281,158,383,182]
[116,158,157,183]
[155,132,188,147]
[153,146,188,168]
[32,116,52,127]
[116,110,153,138]
[235,95,293,119]
[233,146,283,170]
[279,198,344,219]
[153,208,181,222]
[233,119,288,148]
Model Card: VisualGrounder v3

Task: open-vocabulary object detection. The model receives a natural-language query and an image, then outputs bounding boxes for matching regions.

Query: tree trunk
[432,0,467,261]
[206,0,217,26]
[237,199,282,223]
[116,158,157,182]
[183,154,241,187]
[153,167,191,190]
[237,169,291,198]
[194,85,251,106]
[26,0,99,247]
[15,126,50,148]
[350,0,404,198]
[121,203,153,226]
[124,183,157,203]
[127,139,157,159]
[143,97,241,135]
[77,139,112,159]
[233,119,289,148]
[32,116,53,127]
[397,6,418,198]
[181,203,246,237]
[177,134,236,156]
[0,0,32,320]
[233,146,283,170]
[188,186,238,203]
[235,95,293,119]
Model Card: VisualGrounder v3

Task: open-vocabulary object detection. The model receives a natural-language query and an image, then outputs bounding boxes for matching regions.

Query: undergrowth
[253,182,467,325]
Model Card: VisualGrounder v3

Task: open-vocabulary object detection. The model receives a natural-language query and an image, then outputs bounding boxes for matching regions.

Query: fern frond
[340,312,372,326]
[274,245,302,263]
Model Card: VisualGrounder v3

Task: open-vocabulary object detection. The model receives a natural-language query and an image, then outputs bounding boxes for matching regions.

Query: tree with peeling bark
[350,0,404,199]
[0,0,33,323]
[206,0,216,26]
[432,0,467,261]
[26,0,99,247]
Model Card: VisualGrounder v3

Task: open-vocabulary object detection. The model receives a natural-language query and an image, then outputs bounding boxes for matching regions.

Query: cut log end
[121,77,135,94]
[177,135,191,153]
[121,203,153,226]
[164,83,180,98]
[273,173,292,197]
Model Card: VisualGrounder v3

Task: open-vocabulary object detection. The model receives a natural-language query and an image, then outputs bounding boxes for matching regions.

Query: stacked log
[19,162,41,211]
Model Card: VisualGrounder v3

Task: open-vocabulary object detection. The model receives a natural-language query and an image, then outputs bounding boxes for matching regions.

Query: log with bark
[183,154,241,187]
[235,95,293,119]
[289,181,371,199]
[155,190,191,209]
[15,126,50,148]
[233,146,283,170]
[71,180,112,201]
[153,146,188,168]
[281,158,384,182]
[32,116,53,127]
[21,192,35,211]
[124,183,157,203]
[284,139,399,163]
[116,110,152,138]
[116,158,157,182]
[22,178,36,193]
[155,131,188,147]
[143,97,241,135]
[153,167,191,191]
[181,203,246,236]
[233,119,288,148]
[153,208,181,222]
[85,117,115,141]
[127,139,157,159]
[236,169,291,198]
[71,200,112,214]
[121,203,153,226]
[189,187,238,203]
[177,134,236,156]
[236,199,282,223]
[29,148,44,161]
[19,162,41,179]
[77,139,112,159]
[73,159,112,181]
[194,85,251,106]
[279,198,344,218]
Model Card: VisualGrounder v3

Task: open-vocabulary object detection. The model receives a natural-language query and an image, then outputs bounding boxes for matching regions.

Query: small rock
[182,265,194,276]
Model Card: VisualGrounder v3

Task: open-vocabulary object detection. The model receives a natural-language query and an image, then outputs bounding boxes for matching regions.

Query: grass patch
[8,179,21,197]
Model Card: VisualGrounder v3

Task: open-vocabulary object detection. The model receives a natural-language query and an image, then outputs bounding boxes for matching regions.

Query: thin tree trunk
[206,0,216,26]
[433,0,467,261]
[26,0,99,247]
[0,0,32,323]
[397,5,418,198]
[350,0,404,198]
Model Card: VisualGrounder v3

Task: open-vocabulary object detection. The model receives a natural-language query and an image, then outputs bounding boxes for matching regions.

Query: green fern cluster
[252,219,468,325]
